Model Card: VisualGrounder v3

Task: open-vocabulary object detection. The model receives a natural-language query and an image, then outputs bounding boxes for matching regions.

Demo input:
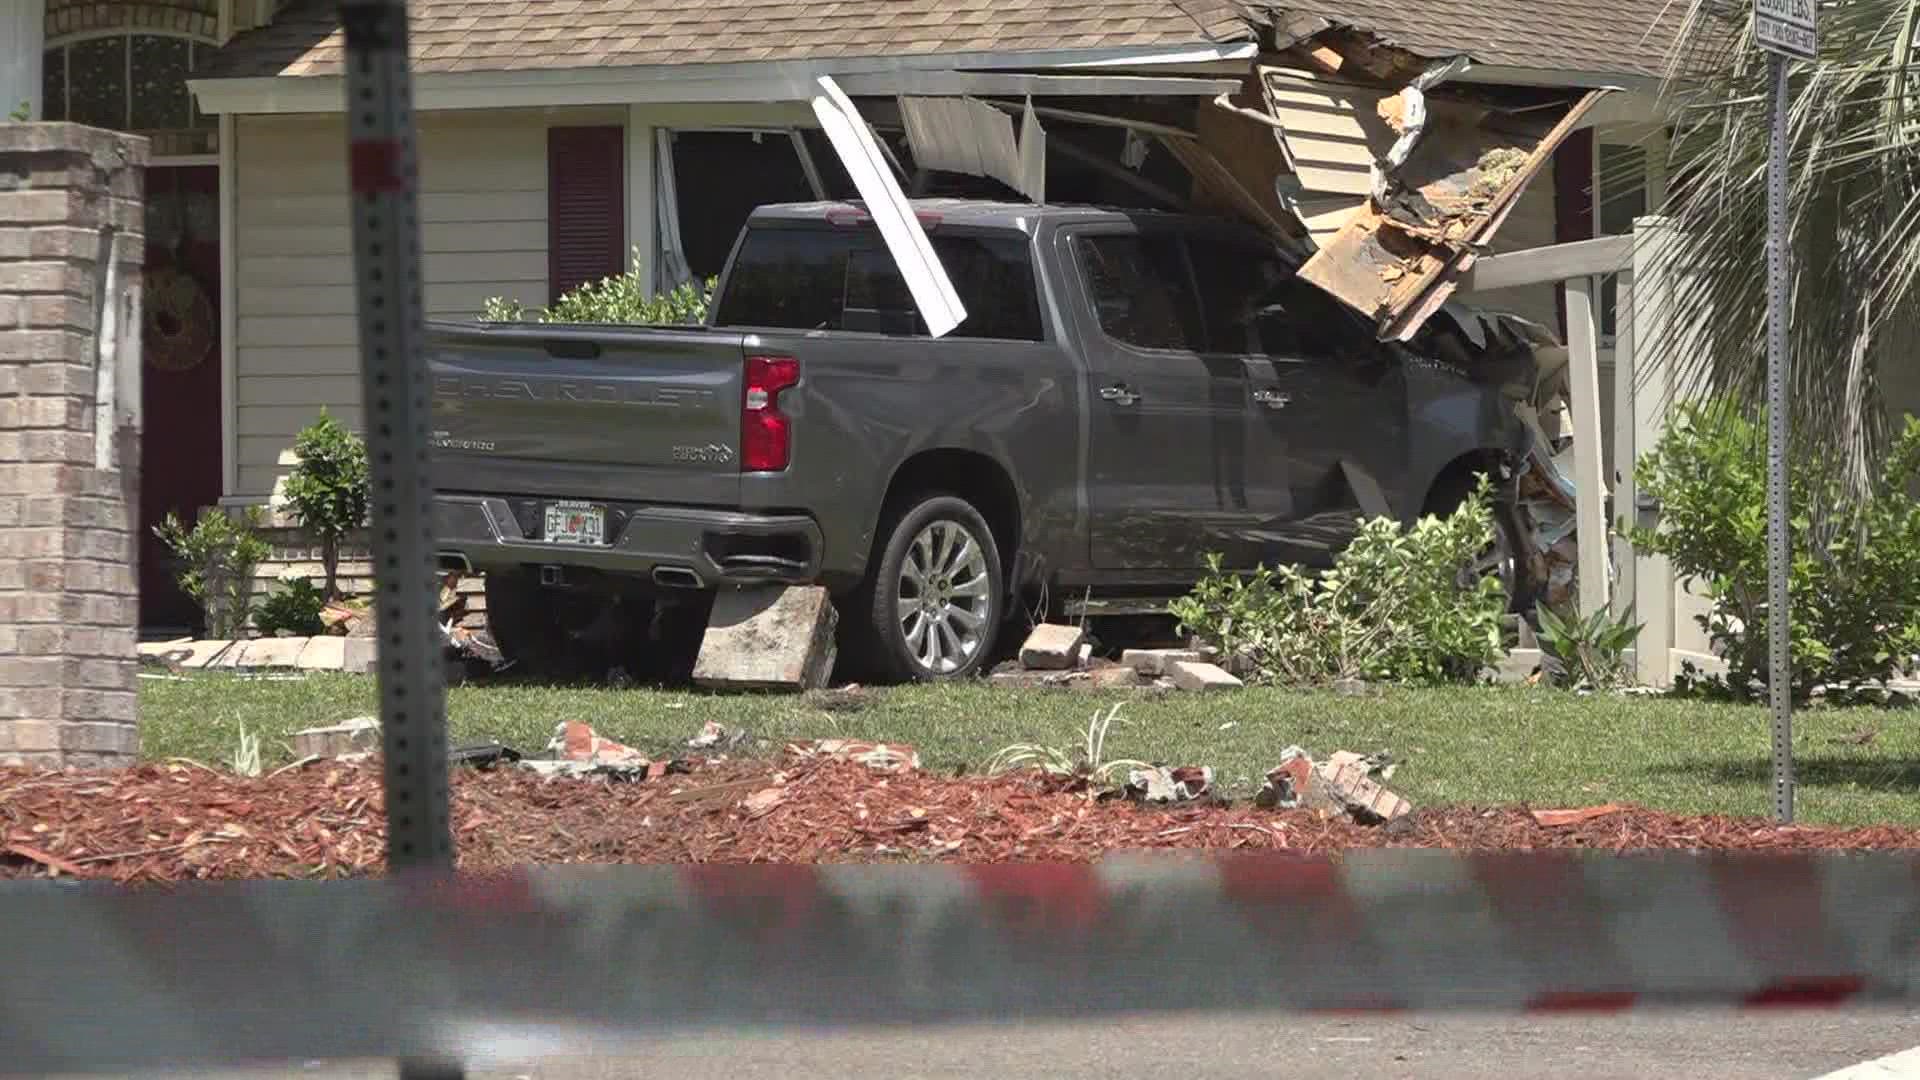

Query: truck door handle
[1099,384,1140,406]
[1253,389,1291,410]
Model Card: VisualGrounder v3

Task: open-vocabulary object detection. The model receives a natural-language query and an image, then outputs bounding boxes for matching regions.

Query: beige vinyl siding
[231,107,619,496]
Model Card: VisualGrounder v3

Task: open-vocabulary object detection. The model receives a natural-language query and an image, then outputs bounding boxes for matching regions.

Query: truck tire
[860,494,1006,682]
[482,571,654,680]
[484,571,565,674]
[1425,472,1537,617]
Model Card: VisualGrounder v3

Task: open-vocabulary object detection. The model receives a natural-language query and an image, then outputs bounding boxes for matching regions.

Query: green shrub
[256,577,328,637]
[1169,480,1508,686]
[482,250,716,326]
[1535,602,1643,690]
[154,507,270,639]
[281,410,369,599]
[1630,404,1920,702]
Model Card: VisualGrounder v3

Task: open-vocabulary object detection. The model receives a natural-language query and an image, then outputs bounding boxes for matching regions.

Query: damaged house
[3,0,1685,629]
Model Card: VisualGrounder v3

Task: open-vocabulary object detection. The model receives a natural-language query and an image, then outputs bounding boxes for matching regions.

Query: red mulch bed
[5,758,1919,883]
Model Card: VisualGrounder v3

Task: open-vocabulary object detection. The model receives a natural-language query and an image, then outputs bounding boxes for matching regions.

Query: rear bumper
[433,495,823,588]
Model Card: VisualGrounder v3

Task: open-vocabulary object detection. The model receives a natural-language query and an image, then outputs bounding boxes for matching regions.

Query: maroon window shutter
[548,126,626,304]
[1550,127,1596,340]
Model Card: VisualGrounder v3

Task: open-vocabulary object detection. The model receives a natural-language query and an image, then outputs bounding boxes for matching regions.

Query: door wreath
[143,266,215,372]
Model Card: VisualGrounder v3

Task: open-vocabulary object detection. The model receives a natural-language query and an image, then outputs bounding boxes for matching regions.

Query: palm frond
[1644,0,1920,498]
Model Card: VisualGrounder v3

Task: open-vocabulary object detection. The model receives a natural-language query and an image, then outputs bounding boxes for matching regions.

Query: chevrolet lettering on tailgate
[433,374,716,408]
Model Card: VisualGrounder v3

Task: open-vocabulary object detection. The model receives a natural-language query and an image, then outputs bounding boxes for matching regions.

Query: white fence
[1460,215,1714,686]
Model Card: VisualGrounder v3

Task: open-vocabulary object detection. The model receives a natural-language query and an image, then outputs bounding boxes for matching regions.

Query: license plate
[543,501,606,546]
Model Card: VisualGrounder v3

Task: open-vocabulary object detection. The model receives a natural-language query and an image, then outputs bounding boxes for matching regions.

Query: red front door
[139,165,224,633]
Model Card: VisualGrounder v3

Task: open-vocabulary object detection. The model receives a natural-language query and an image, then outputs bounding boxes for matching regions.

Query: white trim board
[189,41,1257,115]
[217,111,238,500]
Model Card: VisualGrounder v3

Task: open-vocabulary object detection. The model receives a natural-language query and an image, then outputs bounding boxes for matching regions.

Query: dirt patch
[5,761,1917,883]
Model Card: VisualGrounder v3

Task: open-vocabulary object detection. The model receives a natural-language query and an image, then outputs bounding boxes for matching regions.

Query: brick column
[0,123,148,769]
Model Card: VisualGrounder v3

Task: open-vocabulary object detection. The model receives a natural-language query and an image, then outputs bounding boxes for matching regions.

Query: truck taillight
[742,354,800,472]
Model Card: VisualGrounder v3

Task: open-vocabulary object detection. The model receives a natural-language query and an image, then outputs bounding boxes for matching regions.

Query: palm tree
[1647,0,1920,493]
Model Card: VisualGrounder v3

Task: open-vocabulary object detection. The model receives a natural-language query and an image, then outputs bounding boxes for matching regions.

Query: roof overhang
[188,41,1257,115]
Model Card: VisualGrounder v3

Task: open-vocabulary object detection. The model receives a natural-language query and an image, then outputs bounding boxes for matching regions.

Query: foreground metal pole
[1765,51,1794,824]
[338,0,460,1072]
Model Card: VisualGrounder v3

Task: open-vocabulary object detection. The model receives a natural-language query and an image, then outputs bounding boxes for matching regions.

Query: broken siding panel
[232,110,568,496]
[1262,67,1394,200]
[1257,66,1401,247]
[1298,88,1608,340]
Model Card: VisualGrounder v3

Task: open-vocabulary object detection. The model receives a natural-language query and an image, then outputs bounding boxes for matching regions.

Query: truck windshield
[714,226,1045,342]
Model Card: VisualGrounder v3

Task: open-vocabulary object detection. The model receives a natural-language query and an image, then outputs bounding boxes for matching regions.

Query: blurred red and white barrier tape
[3,851,1917,1073]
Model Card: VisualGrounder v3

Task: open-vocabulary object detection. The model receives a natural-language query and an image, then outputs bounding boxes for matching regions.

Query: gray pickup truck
[427,199,1548,682]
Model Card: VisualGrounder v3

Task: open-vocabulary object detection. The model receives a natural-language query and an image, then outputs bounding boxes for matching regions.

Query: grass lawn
[136,674,1920,827]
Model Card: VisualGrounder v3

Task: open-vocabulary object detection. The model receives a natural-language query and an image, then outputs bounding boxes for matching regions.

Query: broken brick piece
[1257,750,1316,809]
[1120,648,1204,676]
[1531,804,1628,828]
[790,739,920,773]
[291,717,381,760]
[1019,623,1086,670]
[1080,665,1143,691]
[552,720,648,766]
[1168,660,1242,692]
[1315,758,1413,824]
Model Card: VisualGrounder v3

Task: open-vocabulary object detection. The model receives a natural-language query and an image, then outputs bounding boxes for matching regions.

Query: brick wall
[0,122,147,769]
[242,509,487,630]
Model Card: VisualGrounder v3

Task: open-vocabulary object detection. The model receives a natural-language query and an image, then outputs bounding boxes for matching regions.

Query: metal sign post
[337,0,462,1072]
[1754,0,1812,824]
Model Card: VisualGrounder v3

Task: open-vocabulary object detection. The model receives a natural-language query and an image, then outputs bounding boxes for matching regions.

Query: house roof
[197,0,1253,80]
[1264,0,1688,81]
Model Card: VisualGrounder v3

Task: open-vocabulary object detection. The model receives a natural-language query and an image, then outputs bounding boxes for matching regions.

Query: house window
[666,130,822,280]
[547,126,626,304]
[41,32,217,157]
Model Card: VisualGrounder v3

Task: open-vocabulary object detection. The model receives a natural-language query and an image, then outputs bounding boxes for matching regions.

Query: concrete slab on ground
[297,637,348,671]
[166,640,244,669]
[235,637,310,669]
[693,586,839,692]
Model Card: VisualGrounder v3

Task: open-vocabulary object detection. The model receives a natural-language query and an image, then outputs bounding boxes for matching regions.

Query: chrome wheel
[895,519,993,675]
[1456,507,1525,612]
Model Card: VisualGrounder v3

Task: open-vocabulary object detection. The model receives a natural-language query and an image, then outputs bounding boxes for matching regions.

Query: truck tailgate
[427,321,747,505]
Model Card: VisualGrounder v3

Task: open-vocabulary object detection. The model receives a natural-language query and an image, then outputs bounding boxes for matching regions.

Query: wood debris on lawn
[5,760,1920,883]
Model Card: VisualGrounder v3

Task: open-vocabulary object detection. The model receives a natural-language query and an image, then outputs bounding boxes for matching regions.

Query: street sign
[1755,0,1817,60]
[1754,0,1811,821]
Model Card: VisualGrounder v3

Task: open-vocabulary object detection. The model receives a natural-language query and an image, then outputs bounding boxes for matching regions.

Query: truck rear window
[714,227,1044,342]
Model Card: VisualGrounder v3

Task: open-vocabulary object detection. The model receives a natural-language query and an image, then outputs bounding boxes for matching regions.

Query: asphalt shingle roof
[198,0,1254,79]
[1266,0,1688,80]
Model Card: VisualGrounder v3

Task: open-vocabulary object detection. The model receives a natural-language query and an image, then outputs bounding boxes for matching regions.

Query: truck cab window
[716,227,1044,341]
[1077,233,1203,351]
[712,228,845,331]
[1186,235,1296,355]
[1256,279,1369,361]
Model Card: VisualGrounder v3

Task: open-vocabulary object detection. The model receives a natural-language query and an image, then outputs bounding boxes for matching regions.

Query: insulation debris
[1470,147,1532,201]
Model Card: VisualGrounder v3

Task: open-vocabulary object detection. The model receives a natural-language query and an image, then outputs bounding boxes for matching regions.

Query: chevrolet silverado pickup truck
[427,199,1549,682]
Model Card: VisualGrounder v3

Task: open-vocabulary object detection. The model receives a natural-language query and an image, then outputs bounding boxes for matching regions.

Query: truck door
[1188,230,1410,568]
[1061,225,1270,572]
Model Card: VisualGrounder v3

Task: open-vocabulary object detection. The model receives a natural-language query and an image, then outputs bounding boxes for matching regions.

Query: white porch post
[219,112,239,499]
[1,0,47,120]
[1564,274,1610,616]
[1611,268,1637,621]
[1630,215,1678,686]
[624,107,656,293]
